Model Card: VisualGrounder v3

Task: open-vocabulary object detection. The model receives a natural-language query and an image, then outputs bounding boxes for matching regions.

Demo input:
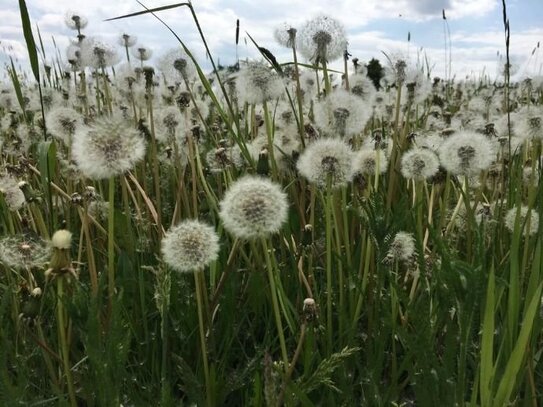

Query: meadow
[1,1,542,406]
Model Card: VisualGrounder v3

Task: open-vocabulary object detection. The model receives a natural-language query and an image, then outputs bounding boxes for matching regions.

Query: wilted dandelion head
[438,130,496,176]
[79,37,119,69]
[353,149,389,176]
[46,107,83,145]
[400,148,440,181]
[161,220,220,273]
[64,11,88,31]
[297,138,354,188]
[387,231,416,263]
[298,15,347,63]
[72,116,147,180]
[219,176,289,239]
[313,89,370,138]
[235,61,284,105]
[504,205,539,237]
[0,235,49,270]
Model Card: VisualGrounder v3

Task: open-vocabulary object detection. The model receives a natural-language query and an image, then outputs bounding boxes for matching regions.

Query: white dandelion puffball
[219,176,289,239]
[400,148,440,181]
[79,37,120,69]
[313,89,370,138]
[298,14,347,63]
[162,220,220,273]
[235,61,284,105]
[353,149,389,176]
[72,116,147,180]
[387,231,416,262]
[46,107,83,145]
[504,205,539,237]
[438,130,496,176]
[297,138,355,188]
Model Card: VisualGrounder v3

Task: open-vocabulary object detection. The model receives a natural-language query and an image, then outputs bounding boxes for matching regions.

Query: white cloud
[0,0,538,80]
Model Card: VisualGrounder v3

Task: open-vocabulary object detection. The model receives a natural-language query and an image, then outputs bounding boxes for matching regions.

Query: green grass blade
[7,57,27,118]
[493,282,543,406]
[104,2,189,21]
[36,23,46,61]
[480,266,495,407]
[38,140,57,234]
[18,0,40,82]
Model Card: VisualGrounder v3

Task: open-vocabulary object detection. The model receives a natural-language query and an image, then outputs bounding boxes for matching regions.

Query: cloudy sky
[1,0,542,81]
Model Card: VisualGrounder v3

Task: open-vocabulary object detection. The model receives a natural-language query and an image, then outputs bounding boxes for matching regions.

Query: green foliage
[1,1,543,405]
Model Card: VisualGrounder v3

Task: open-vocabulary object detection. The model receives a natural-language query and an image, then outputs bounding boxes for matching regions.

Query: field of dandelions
[1,2,543,406]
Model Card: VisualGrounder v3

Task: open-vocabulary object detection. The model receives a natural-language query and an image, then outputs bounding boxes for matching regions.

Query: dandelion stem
[107,176,115,302]
[194,269,212,407]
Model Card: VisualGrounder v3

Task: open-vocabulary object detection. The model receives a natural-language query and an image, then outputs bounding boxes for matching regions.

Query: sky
[1,0,542,82]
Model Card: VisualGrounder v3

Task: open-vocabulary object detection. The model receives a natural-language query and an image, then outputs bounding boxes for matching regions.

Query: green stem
[194,270,212,407]
[57,278,77,407]
[324,186,334,354]
[261,238,289,367]
[108,176,115,302]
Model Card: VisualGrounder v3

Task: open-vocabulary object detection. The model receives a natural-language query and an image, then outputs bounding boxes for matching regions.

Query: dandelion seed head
[118,33,137,48]
[298,15,347,63]
[0,235,49,270]
[274,22,297,48]
[46,107,83,145]
[219,176,288,239]
[235,61,284,105]
[313,89,370,138]
[438,130,496,176]
[297,138,354,188]
[504,205,539,237]
[72,116,147,180]
[0,174,26,211]
[387,231,416,263]
[64,11,88,31]
[79,37,119,69]
[401,148,440,181]
[132,46,153,62]
[206,145,244,173]
[353,149,388,176]
[162,220,220,273]
[158,48,197,84]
